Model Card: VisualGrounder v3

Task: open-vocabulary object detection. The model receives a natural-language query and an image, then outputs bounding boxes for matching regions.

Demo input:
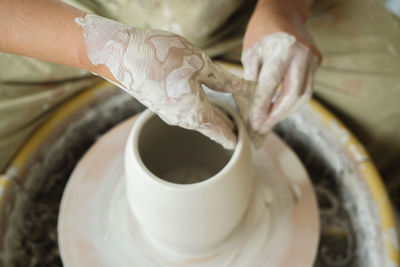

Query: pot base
[58,115,319,267]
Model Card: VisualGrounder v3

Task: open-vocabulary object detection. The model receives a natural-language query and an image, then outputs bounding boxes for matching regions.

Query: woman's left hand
[236,0,321,143]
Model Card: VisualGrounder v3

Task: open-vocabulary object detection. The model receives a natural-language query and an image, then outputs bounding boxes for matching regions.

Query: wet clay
[75,14,244,149]
[58,116,319,267]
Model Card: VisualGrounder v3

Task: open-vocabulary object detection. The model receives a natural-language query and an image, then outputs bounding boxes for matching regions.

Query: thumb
[200,61,244,94]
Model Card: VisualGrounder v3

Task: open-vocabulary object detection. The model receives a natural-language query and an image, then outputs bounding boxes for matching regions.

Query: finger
[248,84,277,132]
[241,47,262,81]
[213,105,235,131]
[232,79,257,120]
[248,52,292,133]
[260,52,308,133]
[288,67,313,115]
[200,61,244,94]
[236,52,274,132]
[194,73,235,130]
[194,102,237,150]
[287,54,319,115]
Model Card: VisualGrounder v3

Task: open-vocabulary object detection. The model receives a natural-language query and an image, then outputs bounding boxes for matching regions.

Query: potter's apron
[0,0,399,186]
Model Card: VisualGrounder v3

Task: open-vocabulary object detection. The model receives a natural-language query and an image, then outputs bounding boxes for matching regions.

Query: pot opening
[137,114,234,184]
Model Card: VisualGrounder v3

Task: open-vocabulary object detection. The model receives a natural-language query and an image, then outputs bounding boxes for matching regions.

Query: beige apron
[309,0,400,183]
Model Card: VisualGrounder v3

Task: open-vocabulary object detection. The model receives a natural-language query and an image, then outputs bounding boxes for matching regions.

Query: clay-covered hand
[235,1,321,145]
[238,33,319,135]
[76,14,243,149]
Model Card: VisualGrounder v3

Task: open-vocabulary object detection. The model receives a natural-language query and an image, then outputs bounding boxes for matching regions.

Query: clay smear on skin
[75,14,241,149]
[237,32,317,138]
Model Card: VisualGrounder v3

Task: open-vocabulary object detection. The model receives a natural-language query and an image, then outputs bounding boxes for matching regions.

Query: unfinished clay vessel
[58,100,319,267]
[125,104,253,254]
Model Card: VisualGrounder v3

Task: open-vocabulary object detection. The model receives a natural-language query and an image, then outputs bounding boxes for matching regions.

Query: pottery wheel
[58,114,319,267]
[1,86,386,267]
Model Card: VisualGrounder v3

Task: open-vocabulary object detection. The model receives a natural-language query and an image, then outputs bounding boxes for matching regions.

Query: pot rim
[126,101,246,191]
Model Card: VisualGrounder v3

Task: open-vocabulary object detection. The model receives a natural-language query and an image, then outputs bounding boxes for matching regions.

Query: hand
[235,0,321,144]
[76,14,244,149]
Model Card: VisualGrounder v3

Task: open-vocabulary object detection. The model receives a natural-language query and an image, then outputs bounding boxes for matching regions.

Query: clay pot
[124,104,253,255]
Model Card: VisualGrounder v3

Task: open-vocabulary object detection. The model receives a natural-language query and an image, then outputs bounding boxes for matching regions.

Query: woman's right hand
[76,14,244,149]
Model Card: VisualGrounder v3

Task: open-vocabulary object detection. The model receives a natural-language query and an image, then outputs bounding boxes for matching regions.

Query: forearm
[0,0,101,73]
[244,0,315,50]
[257,0,313,20]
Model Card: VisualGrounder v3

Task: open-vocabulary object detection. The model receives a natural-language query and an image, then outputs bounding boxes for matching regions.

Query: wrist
[89,62,120,85]
[75,14,129,85]
[244,0,318,56]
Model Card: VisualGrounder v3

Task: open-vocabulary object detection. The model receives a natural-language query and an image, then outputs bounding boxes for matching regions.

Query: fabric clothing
[309,0,400,183]
[0,0,399,187]
[0,52,101,171]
